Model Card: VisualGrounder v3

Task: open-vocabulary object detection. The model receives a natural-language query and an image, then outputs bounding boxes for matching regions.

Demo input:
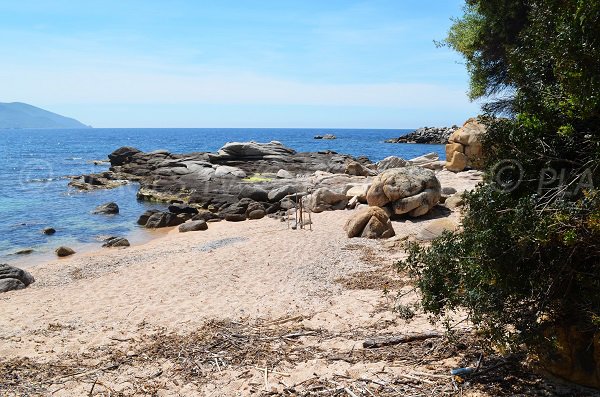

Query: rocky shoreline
[385,126,459,144]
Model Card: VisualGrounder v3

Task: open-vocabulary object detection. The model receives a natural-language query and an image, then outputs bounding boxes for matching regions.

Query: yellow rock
[446,152,468,172]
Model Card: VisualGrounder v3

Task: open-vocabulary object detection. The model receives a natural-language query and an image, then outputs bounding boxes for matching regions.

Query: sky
[0,0,480,128]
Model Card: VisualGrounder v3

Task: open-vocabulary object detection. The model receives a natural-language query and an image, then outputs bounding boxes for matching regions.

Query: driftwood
[363,331,442,348]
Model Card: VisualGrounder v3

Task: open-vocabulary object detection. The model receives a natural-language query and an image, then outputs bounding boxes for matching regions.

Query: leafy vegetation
[401,0,600,350]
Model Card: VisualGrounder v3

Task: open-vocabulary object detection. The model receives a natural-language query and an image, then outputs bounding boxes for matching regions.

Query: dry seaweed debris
[0,321,595,396]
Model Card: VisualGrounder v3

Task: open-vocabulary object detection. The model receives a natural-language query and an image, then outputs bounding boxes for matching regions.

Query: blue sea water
[0,128,444,264]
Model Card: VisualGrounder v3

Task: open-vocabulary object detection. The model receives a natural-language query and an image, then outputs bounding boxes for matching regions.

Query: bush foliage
[401,0,600,349]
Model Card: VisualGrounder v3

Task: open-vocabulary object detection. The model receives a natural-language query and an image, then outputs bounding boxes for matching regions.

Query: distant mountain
[0,102,90,129]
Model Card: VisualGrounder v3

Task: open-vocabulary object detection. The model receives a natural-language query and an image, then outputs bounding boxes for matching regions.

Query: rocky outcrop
[385,126,458,144]
[344,207,395,239]
[366,167,441,217]
[314,134,336,140]
[92,202,119,215]
[0,264,35,293]
[446,118,486,172]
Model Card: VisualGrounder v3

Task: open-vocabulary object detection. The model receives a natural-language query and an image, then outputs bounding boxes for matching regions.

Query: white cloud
[1,65,471,110]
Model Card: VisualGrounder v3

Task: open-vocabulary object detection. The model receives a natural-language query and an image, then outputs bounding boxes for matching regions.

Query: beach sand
[2,170,549,396]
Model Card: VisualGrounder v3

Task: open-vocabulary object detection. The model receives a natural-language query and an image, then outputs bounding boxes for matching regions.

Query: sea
[0,128,444,265]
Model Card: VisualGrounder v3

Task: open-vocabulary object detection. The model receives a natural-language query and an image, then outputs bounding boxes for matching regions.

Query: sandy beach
[2,170,581,396]
[1,170,474,396]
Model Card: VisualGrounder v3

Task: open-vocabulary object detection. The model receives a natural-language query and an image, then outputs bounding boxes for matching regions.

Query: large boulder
[366,167,441,217]
[304,188,348,213]
[179,220,208,232]
[238,186,269,202]
[344,207,395,239]
[92,202,119,215]
[446,118,486,172]
[0,264,35,293]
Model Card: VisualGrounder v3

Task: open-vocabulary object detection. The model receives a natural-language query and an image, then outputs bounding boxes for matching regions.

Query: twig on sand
[363,331,442,348]
[88,378,97,396]
[281,330,318,339]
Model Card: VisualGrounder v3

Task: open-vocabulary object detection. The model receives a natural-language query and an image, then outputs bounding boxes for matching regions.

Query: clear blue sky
[0,0,479,128]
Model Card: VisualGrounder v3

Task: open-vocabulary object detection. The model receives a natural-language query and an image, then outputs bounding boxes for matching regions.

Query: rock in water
[366,166,441,217]
[0,264,35,293]
[42,227,56,235]
[55,246,75,257]
[344,207,395,239]
[102,237,131,247]
[179,220,208,232]
[108,146,142,166]
[92,202,119,215]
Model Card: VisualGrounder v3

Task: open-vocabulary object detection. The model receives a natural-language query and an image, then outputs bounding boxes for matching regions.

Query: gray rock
[179,220,208,232]
[103,237,131,247]
[43,227,56,235]
[15,248,34,255]
[248,209,266,220]
[445,193,465,209]
[55,246,75,257]
[145,212,184,228]
[276,169,293,179]
[214,165,247,178]
[108,146,142,166]
[168,203,199,215]
[238,186,269,202]
[442,187,458,195]
[225,213,246,222]
[0,263,35,293]
[377,156,409,171]
[268,185,299,202]
[92,202,119,215]
[137,210,160,226]
[211,141,296,161]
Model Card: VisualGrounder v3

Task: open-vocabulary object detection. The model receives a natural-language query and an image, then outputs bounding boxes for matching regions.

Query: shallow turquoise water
[0,128,443,263]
